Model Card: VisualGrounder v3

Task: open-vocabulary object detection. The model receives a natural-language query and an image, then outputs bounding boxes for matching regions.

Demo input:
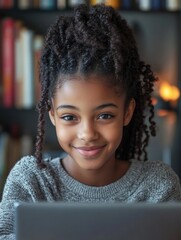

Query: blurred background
[0,0,181,196]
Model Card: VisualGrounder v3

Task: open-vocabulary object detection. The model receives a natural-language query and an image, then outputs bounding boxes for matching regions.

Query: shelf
[0,8,180,13]
[0,107,38,134]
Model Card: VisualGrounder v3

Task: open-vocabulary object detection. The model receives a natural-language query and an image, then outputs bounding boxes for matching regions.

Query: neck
[61,156,130,187]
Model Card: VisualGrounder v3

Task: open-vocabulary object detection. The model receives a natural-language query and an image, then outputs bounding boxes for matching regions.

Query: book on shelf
[68,0,87,7]
[15,20,24,108]
[104,0,121,9]
[20,27,35,108]
[0,0,14,8]
[0,20,2,104]
[0,129,33,194]
[0,132,9,194]
[90,0,135,9]
[17,0,32,9]
[20,134,33,157]
[166,0,180,11]
[34,35,43,103]
[17,0,62,9]
[137,0,180,10]
[0,0,180,10]
[138,0,166,11]
[121,0,133,10]
[39,0,56,9]
[2,18,15,108]
[0,17,43,109]
[137,0,151,11]
[57,0,66,9]
[33,0,40,8]
[90,0,104,5]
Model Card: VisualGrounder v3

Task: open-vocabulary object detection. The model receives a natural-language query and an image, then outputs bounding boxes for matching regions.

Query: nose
[77,120,99,142]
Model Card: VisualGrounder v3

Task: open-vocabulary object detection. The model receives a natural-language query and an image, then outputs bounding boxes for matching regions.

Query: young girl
[0,4,181,239]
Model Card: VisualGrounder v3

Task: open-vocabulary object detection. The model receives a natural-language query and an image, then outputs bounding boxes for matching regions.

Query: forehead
[53,74,126,106]
[56,73,123,93]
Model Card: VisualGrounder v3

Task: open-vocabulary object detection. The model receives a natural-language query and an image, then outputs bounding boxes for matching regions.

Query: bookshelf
[0,1,181,195]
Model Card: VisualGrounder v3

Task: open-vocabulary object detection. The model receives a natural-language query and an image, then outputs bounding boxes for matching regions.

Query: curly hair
[34,4,157,167]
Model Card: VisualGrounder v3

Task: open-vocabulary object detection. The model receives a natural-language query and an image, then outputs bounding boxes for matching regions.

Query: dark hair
[34,4,157,167]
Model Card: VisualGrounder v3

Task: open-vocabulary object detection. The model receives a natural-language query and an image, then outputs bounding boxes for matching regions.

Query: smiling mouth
[73,145,106,158]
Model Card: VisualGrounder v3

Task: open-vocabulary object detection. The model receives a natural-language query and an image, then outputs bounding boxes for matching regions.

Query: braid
[34,101,46,168]
[34,4,157,165]
[121,62,156,161]
[34,50,51,167]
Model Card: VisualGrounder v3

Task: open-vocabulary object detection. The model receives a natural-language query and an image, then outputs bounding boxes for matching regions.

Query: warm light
[159,82,180,101]
[171,86,180,101]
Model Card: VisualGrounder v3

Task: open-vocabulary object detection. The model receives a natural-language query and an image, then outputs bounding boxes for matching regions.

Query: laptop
[14,201,181,240]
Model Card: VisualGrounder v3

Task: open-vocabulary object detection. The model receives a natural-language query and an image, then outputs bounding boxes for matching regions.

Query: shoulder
[134,160,181,201]
[129,159,180,186]
[141,160,179,181]
[11,155,60,170]
[6,155,60,182]
[2,156,62,199]
[8,155,42,179]
[134,160,180,185]
[11,155,37,171]
[131,159,174,174]
[5,155,37,181]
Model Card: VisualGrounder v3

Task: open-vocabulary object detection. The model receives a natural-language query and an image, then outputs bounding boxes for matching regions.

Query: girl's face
[49,74,135,185]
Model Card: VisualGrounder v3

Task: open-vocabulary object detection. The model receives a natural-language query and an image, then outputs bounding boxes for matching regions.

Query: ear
[49,108,56,126]
[123,98,136,126]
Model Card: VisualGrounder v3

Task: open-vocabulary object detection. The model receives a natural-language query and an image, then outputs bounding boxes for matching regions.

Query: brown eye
[60,115,76,121]
[98,114,114,120]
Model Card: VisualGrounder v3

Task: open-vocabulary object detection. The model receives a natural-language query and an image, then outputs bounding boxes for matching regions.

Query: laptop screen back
[15,202,181,240]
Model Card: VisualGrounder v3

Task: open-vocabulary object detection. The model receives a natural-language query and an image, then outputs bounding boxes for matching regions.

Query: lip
[73,145,106,158]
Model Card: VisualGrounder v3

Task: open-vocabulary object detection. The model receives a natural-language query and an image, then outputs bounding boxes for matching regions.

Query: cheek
[55,126,73,145]
[103,124,123,146]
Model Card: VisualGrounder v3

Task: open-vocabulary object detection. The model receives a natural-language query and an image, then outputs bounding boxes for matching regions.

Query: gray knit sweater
[0,155,181,240]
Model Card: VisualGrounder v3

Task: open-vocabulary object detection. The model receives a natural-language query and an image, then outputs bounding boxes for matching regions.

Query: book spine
[151,0,162,10]
[105,0,121,9]
[0,132,9,194]
[121,0,132,10]
[21,28,35,108]
[15,21,23,108]
[33,0,40,8]
[33,35,43,104]
[68,0,86,7]
[166,0,180,10]
[20,134,33,156]
[18,0,32,9]
[39,0,56,9]
[57,0,66,9]
[0,0,14,8]
[89,0,105,5]
[137,0,151,11]
[2,18,15,108]
[5,124,21,173]
[0,19,2,105]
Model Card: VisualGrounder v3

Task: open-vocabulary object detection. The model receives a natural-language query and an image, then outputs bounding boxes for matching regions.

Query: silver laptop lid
[15,202,181,240]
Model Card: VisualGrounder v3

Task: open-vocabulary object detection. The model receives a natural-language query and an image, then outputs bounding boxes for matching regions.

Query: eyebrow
[56,103,118,111]
[95,103,118,110]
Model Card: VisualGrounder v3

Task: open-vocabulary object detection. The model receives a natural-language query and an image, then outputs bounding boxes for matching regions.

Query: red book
[0,0,14,8]
[2,18,15,108]
[0,19,2,105]
[14,20,24,108]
